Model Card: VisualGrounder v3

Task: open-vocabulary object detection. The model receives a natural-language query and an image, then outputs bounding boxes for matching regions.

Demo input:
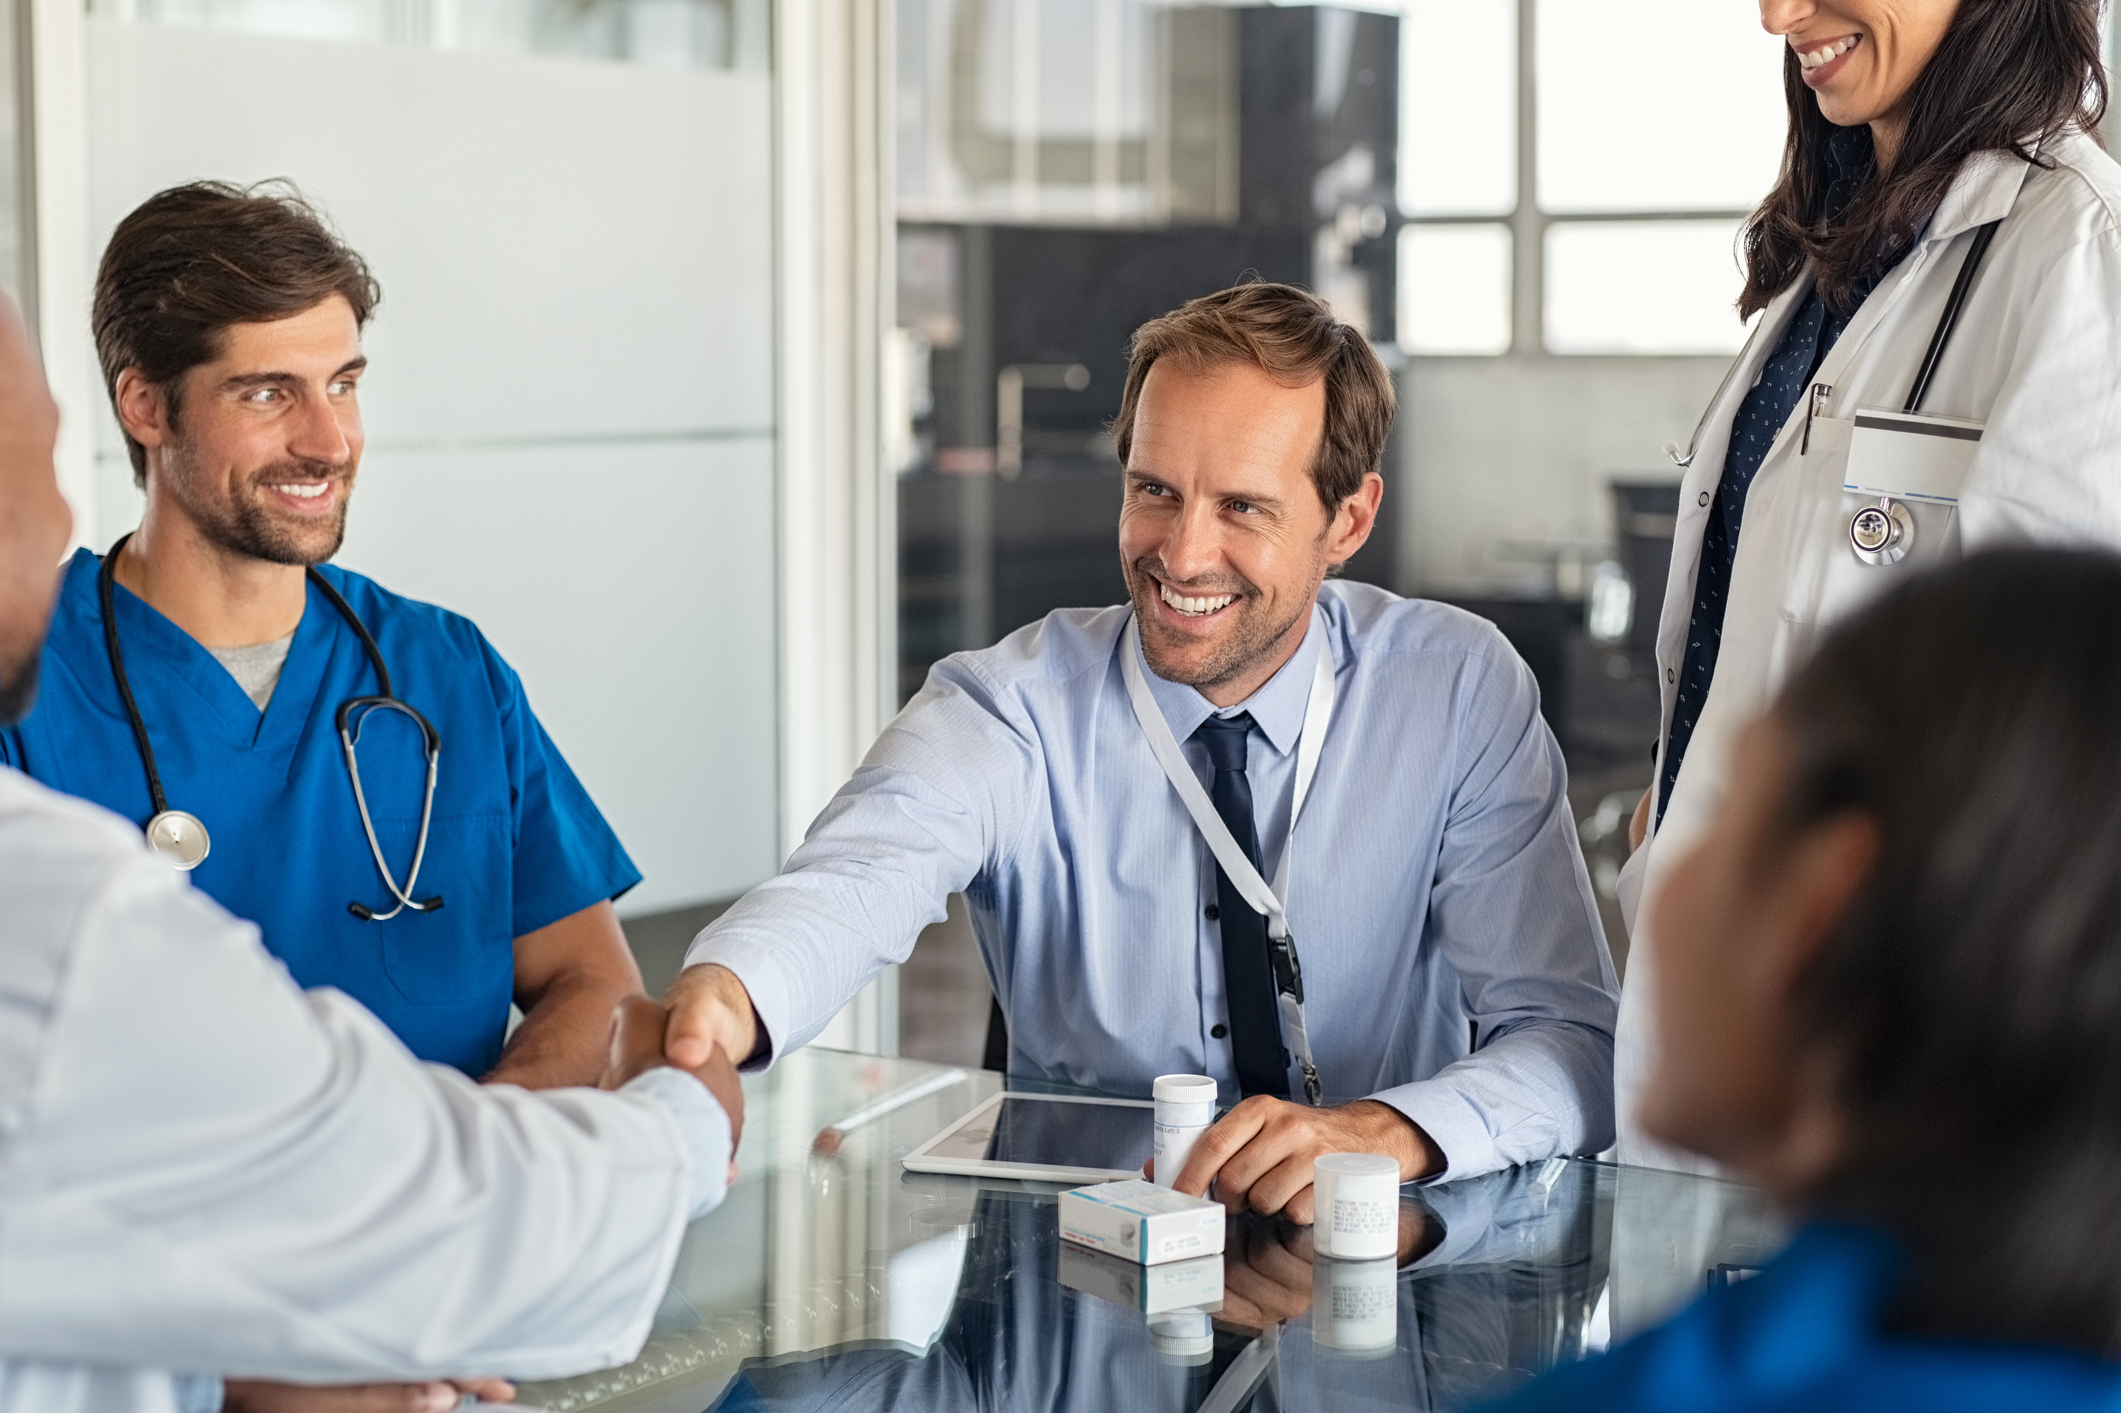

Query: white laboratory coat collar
[1923,137,2043,245]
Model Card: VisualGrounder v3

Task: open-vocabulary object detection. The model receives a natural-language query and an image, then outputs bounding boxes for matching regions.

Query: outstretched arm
[1,802,726,1386]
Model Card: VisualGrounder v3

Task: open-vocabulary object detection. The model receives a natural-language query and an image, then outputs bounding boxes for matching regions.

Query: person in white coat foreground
[0,293,743,1410]
[1615,0,2121,1169]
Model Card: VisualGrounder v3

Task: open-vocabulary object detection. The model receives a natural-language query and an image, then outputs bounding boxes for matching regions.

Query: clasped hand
[1153,1095,1443,1223]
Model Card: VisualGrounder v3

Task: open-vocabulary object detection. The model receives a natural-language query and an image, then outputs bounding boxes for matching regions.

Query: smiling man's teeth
[1160,583,1236,616]
[272,483,328,499]
[1798,35,1859,69]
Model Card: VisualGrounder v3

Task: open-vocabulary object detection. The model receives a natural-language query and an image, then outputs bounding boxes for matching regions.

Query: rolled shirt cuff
[621,1067,734,1220]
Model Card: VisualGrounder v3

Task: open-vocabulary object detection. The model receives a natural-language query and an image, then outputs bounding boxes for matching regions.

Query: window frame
[1398,0,1760,358]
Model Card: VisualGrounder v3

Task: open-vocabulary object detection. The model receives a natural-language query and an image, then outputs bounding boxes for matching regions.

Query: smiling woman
[1615,0,2121,1171]
[1745,0,2104,314]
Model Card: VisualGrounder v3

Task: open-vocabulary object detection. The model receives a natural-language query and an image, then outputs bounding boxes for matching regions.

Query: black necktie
[1192,712,1289,1098]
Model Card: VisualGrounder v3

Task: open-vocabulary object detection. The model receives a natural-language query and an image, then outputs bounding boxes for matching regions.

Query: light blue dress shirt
[690,581,1618,1179]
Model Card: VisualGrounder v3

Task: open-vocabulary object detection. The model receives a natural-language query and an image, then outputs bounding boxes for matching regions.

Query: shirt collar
[1131,604,1327,759]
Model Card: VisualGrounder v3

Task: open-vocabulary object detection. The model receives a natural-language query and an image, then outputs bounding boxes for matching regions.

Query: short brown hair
[93,180,381,485]
[1111,281,1394,511]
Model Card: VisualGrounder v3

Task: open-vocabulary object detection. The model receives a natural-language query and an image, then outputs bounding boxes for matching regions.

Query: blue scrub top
[3,549,642,1075]
[1489,1223,2121,1412]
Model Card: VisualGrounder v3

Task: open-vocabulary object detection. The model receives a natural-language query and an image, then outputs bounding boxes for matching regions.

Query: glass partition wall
[0,0,31,324]
[888,1,1790,1038]
[893,1,1401,705]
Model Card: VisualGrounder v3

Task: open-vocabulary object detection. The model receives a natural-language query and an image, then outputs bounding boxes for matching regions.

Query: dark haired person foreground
[1617,0,2121,1166]
[1500,549,2121,1411]
[0,288,744,1410]
[0,181,644,1088]
[664,282,1618,1213]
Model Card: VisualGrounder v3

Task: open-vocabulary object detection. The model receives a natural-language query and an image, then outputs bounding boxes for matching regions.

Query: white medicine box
[1058,1179,1225,1265]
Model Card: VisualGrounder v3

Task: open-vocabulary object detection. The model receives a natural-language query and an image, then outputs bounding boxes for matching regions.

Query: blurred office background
[2,0,2114,1061]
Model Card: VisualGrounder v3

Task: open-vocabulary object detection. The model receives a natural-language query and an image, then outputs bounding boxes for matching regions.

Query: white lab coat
[0,768,715,1408]
[1614,128,2121,1168]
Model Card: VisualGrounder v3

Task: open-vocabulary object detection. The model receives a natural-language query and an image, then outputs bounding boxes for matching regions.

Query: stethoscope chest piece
[1849,497,1913,567]
[145,809,211,870]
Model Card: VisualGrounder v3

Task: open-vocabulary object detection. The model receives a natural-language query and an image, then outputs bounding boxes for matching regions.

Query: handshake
[599,992,747,1183]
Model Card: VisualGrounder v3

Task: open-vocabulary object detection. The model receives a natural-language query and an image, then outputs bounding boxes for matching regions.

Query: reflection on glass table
[516,1049,1783,1413]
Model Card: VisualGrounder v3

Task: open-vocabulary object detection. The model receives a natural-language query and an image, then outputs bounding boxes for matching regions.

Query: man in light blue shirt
[669,282,1616,1211]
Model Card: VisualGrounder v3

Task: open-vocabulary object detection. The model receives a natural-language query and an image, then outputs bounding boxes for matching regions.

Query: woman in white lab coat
[1614,0,2121,1166]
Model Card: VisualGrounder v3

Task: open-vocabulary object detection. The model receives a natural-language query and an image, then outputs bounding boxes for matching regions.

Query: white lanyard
[1121,614,1336,1104]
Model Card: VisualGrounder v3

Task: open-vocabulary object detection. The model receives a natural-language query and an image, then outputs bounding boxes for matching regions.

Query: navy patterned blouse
[1657,125,1910,826]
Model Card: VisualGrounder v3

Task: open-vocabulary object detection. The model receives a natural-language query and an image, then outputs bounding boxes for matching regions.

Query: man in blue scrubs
[0,181,643,1086]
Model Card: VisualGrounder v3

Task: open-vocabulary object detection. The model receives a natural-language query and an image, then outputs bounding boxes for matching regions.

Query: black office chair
[982,996,1009,1073]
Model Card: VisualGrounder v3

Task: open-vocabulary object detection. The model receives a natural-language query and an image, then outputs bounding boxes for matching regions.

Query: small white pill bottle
[1312,1152,1401,1260]
[1152,1074,1218,1189]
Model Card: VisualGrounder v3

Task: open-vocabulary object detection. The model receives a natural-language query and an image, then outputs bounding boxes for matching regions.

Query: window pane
[1399,0,1514,216]
[1399,224,1511,355]
[1545,220,1749,354]
[1536,0,1783,212]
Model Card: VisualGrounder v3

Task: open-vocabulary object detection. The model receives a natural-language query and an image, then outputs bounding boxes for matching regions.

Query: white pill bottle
[1152,1074,1218,1188]
[1312,1152,1400,1260]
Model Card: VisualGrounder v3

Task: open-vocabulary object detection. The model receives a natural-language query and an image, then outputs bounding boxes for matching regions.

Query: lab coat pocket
[1778,410,1967,640]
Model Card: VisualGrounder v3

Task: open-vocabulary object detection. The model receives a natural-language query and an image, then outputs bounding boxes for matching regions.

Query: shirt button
[1667,668,1676,683]
[1211,1023,1229,1039]
[1698,491,1710,507]
[1204,903,1219,920]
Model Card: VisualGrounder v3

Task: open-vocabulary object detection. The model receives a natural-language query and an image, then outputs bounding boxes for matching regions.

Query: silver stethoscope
[99,534,445,921]
[1666,217,2002,568]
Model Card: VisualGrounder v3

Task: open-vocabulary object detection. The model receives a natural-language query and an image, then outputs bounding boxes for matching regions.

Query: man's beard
[0,646,38,726]
[163,439,350,567]
[1125,556,1314,696]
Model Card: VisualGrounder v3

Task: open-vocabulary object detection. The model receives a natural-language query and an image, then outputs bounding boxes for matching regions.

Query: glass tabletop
[518,1050,1785,1413]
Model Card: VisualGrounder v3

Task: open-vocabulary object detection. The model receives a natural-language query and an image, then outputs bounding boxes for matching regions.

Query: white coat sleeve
[1962,225,2121,548]
[0,794,710,1384]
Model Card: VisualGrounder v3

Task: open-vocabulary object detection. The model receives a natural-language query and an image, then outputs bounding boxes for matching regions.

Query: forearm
[489,900,644,1089]
[486,969,635,1088]
[683,808,976,1062]
[1374,1021,1615,1181]
[13,858,694,1382]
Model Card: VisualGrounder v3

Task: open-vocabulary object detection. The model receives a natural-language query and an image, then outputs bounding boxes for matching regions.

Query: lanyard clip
[1267,932,1305,1004]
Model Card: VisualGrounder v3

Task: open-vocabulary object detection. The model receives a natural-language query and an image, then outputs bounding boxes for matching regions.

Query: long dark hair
[1739,0,2106,318]
[1776,549,2121,1353]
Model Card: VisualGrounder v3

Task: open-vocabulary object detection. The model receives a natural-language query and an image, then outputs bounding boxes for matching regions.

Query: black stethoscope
[99,534,445,921]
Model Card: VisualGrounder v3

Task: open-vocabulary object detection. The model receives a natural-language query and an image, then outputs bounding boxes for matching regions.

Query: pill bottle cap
[1315,1152,1399,1179]
[1153,1074,1218,1105]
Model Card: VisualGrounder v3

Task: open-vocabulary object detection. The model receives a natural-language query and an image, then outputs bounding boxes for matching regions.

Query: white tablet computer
[902,1091,1156,1184]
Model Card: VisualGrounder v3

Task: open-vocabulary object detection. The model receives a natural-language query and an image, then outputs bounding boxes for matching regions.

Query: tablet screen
[987,1096,1155,1172]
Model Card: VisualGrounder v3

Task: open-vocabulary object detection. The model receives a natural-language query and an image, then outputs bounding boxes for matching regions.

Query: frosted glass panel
[1399,0,1514,216]
[91,0,768,69]
[1537,0,1783,212]
[1399,223,1511,355]
[1545,220,1749,355]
